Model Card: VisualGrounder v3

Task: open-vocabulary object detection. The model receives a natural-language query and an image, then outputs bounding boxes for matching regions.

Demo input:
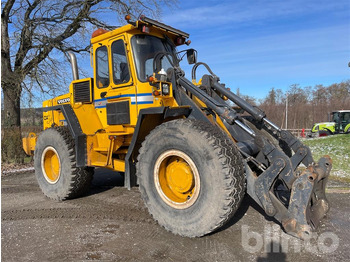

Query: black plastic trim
[40,104,87,167]
[124,106,191,189]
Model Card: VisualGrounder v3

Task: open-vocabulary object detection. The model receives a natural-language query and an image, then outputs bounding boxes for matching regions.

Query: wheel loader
[23,15,332,239]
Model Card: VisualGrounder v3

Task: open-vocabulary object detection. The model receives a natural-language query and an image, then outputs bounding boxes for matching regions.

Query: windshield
[131,35,177,82]
[331,112,339,122]
[332,112,350,123]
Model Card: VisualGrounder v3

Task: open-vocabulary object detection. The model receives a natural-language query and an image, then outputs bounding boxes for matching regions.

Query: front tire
[137,119,245,237]
[34,127,94,200]
[318,130,332,137]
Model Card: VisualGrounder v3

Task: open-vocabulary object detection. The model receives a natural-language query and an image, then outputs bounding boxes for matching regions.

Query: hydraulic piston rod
[211,80,266,121]
[210,78,282,133]
[177,76,256,137]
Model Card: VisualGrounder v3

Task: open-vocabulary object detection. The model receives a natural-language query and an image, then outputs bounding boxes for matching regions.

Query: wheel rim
[41,146,61,184]
[154,150,200,209]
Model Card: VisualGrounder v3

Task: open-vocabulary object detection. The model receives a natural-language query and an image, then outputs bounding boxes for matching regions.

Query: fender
[124,106,191,189]
[40,104,87,167]
[345,123,350,133]
[323,128,334,135]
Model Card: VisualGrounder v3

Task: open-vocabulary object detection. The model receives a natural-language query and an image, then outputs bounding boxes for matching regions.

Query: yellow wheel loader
[23,15,332,239]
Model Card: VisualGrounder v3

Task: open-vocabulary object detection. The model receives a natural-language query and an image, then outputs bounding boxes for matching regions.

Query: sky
[155,0,350,99]
[14,0,350,106]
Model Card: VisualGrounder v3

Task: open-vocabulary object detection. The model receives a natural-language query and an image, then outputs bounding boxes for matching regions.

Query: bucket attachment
[282,156,331,238]
[174,63,332,239]
[247,153,332,239]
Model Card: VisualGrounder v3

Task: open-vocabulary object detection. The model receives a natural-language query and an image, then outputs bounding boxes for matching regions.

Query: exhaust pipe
[68,51,79,81]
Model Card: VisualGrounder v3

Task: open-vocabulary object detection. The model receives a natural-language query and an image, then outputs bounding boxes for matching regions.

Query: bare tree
[1,0,174,162]
[259,81,350,131]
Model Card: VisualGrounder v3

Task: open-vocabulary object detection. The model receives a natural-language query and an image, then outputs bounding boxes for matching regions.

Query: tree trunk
[1,82,25,164]
[2,83,21,127]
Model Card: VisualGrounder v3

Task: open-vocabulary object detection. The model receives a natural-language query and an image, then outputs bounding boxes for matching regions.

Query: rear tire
[34,127,94,200]
[137,119,245,237]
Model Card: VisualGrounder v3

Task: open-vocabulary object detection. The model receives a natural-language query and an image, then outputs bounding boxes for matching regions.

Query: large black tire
[34,127,94,200]
[137,119,245,237]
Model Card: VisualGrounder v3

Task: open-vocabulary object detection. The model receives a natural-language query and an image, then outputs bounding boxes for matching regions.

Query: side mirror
[187,49,197,65]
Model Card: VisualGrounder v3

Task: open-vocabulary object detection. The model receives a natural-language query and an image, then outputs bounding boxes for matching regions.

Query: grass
[303,134,350,182]
[24,156,33,164]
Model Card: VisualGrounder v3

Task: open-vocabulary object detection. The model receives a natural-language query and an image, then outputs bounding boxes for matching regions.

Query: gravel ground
[2,169,350,262]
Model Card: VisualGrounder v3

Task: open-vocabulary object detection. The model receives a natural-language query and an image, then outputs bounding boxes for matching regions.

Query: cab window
[111,40,130,85]
[96,46,109,88]
[131,35,176,82]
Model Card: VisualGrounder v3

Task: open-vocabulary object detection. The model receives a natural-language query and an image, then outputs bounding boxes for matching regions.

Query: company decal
[57,98,70,104]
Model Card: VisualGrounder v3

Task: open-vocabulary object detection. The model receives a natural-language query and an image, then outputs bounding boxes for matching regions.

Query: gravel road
[2,169,350,261]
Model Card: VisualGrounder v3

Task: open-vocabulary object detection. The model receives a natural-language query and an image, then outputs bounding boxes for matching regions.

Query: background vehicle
[311,110,350,136]
[23,15,332,239]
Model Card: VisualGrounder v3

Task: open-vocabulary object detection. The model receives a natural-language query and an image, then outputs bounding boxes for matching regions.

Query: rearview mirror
[187,49,197,65]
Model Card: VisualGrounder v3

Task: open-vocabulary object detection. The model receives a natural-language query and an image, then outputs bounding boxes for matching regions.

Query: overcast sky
[157,0,350,99]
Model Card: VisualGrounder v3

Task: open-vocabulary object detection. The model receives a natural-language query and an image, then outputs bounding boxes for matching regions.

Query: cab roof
[332,110,350,113]
[91,15,189,45]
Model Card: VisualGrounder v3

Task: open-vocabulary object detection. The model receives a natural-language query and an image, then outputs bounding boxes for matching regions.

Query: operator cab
[331,110,350,133]
[89,15,193,128]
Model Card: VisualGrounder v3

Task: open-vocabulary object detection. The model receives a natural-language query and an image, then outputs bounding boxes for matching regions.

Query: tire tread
[137,119,245,237]
[35,127,93,201]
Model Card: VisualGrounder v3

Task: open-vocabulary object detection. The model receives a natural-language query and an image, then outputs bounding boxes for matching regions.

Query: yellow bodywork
[23,18,227,175]
[22,132,37,155]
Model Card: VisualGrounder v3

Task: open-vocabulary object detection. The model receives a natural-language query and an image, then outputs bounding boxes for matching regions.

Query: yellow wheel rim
[154,150,200,209]
[41,146,61,184]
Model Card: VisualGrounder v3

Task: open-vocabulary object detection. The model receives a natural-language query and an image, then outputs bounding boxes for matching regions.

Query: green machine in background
[311,110,350,136]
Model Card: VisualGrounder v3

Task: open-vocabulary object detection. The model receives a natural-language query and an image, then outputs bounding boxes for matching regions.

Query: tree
[1,0,174,163]
[265,88,276,105]
[258,81,350,130]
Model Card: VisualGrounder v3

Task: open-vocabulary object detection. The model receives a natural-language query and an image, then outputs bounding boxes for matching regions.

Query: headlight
[162,83,170,95]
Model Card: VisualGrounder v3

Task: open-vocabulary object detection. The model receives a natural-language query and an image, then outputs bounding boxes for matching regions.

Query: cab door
[93,36,137,127]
